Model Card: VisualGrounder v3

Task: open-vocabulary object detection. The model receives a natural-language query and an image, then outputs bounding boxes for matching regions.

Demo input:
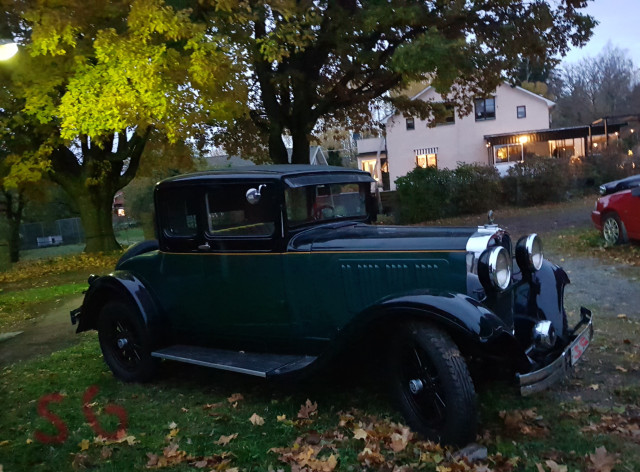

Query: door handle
[197,242,211,251]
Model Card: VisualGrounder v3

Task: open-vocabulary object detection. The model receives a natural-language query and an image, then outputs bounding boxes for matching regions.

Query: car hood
[600,175,640,195]
[288,223,478,252]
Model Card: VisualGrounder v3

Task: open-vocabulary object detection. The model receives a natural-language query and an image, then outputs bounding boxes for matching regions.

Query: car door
[197,182,290,349]
[623,187,640,237]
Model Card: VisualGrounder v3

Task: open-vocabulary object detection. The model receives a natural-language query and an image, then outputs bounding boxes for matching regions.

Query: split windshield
[285,182,368,226]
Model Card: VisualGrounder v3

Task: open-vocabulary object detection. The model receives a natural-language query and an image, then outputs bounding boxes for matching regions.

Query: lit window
[406,117,415,130]
[517,106,526,119]
[416,154,437,168]
[475,98,496,121]
[494,144,522,164]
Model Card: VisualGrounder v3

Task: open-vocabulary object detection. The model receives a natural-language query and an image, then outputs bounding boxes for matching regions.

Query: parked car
[592,176,640,245]
[598,174,640,196]
[71,165,593,446]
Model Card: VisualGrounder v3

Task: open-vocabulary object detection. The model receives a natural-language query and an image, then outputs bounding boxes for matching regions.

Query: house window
[494,144,523,164]
[517,106,526,119]
[406,117,415,130]
[416,153,437,168]
[435,103,455,125]
[474,97,496,121]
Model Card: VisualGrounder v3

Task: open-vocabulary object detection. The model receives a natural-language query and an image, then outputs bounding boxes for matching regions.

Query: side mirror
[246,184,266,205]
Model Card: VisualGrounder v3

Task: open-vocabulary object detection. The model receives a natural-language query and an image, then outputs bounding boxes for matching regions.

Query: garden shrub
[395,166,455,223]
[451,163,502,215]
[503,156,572,206]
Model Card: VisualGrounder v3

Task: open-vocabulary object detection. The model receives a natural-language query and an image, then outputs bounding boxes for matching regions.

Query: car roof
[157,165,374,187]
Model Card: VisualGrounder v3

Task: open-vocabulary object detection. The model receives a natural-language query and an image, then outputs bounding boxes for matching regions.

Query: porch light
[0,40,18,61]
[629,150,634,156]
[485,142,490,148]
[631,129,635,134]
[518,136,529,144]
[593,143,598,148]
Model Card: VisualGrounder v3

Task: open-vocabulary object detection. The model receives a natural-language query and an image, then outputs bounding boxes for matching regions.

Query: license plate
[570,332,590,365]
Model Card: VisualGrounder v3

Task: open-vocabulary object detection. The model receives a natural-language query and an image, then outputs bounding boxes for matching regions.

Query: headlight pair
[478,234,543,292]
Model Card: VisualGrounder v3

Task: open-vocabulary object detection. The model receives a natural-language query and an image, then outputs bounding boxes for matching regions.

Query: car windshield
[285,182,368,226]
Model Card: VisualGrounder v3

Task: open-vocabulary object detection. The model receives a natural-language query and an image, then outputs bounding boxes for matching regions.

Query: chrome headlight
[599,185,606,195]
[478,246,512,291]
[516,234,543,272]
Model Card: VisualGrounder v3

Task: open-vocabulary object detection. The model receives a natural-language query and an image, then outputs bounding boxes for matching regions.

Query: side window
[163,190,200,238]
[206,185,275,237]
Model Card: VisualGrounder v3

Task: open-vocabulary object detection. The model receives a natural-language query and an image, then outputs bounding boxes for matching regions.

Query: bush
[503,156,572,206]
[395,163,501,223]
[395,166,455,223]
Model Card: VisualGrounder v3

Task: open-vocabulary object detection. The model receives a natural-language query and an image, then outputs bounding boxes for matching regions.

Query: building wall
[385,84,552,189]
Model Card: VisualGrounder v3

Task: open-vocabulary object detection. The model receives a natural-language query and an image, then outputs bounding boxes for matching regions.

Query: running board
[151,345,317,378]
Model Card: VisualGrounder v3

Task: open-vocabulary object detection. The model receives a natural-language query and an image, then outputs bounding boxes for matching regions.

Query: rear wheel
[388,323,477,446]
[602,213,627,245]
[98,301,158,382]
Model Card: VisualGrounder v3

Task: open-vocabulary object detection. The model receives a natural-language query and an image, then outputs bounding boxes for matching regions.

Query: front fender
[76,271,162,340]
[324,289,530,370]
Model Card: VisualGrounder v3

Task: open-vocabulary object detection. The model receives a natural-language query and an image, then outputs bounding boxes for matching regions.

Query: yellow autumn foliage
[0,252,121,284]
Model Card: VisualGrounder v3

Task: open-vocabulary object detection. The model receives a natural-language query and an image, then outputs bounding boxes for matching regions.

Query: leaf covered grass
[1,336,638,471]
[545,228,640,267]
[0,283,85,331]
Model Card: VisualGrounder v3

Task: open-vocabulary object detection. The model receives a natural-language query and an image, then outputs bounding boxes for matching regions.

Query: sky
[562,0,640,67]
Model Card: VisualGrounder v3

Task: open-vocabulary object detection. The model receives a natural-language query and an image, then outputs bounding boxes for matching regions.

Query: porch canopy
[484,123,625,147]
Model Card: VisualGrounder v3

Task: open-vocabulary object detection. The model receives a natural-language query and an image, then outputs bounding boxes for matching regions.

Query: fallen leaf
[168,428,180,438]
[168,421,178,430]
[589,384,600,390]
[249,413,265,426]
[227,393,244,404]
[545,459,567,472]
[588,446,618,472]
[277,414,287,422]
[203,403,222,410]
[352,428,368,441]
[0,440,9,446]
[617,314,628,319]
[71,453,91,471]
[536,464,545,472]
[181,407,188,413]
[298,399,318,419]
[615,366,628,373]
[193,459,208,468]
[216,433,238,446]
[26,439,33,444]
[79,439,90,451]
[101,447,113,459]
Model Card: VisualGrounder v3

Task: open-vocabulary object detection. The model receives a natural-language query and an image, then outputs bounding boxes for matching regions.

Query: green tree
[2,0,244,252]
[195,0,595,164]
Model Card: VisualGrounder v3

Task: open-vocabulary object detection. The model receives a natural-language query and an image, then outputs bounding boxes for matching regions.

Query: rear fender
[76,271,162,341]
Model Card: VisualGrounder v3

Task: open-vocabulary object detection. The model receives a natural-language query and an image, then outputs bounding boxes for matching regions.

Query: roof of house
[381,82,555,124]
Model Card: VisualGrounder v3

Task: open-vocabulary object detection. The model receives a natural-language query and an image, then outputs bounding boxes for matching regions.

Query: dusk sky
[561,0,640,67]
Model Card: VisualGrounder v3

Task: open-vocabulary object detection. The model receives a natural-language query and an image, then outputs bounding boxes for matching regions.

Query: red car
[592,176,640,245]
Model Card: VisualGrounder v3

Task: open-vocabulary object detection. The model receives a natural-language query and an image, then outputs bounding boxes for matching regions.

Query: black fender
[513,259,570,346]
[326,289,531,372]
[76,271,164,346]
[116,240,159,269]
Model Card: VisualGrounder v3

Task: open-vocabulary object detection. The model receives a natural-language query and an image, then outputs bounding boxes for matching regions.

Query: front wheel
[602,213,627,245]
[98,301,158,382]
[388,323,477,446]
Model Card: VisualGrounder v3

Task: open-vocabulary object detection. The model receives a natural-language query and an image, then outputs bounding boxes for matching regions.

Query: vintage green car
[71,165,593,445]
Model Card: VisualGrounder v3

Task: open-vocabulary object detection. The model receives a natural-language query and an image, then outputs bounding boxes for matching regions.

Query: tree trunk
[290,126,310,164]
[75,187,121,253]
[268,123,289,164]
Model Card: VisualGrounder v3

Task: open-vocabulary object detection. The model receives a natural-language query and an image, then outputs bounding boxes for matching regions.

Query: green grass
[0,283,85,331]
[546,227,640,266]
[0,338,638,471]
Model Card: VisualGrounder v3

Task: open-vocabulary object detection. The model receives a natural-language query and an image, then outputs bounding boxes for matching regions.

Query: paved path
[0,295,85,368]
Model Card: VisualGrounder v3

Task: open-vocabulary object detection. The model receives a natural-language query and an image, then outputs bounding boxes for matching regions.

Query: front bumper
[518,307,593,396]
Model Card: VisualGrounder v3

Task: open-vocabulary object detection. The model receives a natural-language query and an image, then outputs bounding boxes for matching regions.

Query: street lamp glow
[0,40,18,61]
